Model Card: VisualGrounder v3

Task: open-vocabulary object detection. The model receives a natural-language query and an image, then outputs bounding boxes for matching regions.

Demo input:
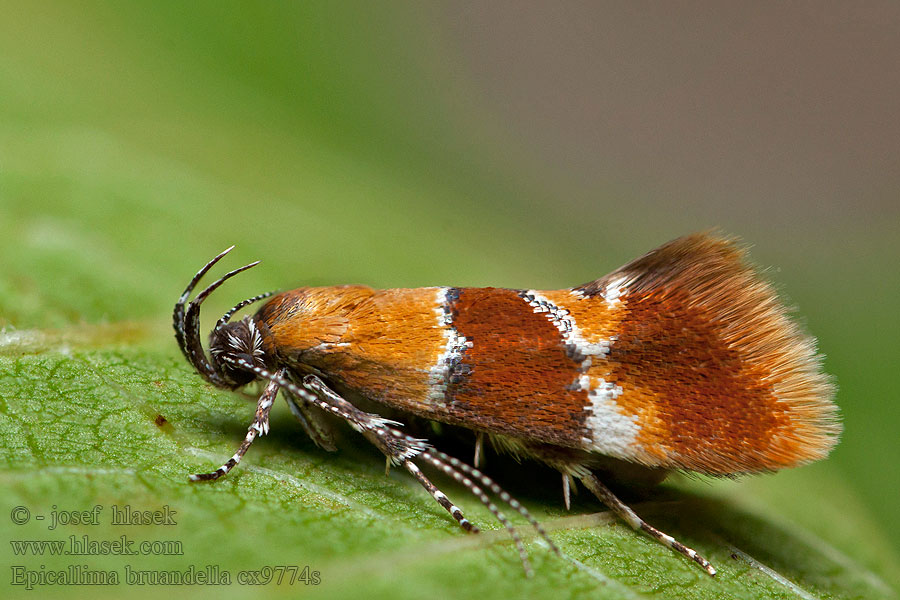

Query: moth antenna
[216,291,277,330]
[185,261,261,335]
[175,249,260,387]
[174,246,234,360]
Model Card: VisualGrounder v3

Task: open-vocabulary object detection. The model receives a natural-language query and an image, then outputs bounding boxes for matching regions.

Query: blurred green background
[1,2,898,598]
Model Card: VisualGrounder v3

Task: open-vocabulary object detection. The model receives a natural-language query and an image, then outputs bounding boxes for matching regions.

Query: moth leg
[299,374,386,419]
[579,472,716,576]
[352,424,477,529]
[298,375,478,532]
[474,431,485,468]
[190,368,284,481]
[562,473,572,511]
[282,384,338,452]
[420,448,562,566]
[374,428,541,575]
[299,374,560,576]
[403,460,477,533]
[206,362,556,575]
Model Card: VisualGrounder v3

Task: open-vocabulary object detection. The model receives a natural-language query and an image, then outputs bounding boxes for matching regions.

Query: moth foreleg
[190,368,284,481]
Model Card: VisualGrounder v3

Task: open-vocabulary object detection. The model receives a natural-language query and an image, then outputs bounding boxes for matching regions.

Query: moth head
[173,246,275,390]
[208,317,267,388]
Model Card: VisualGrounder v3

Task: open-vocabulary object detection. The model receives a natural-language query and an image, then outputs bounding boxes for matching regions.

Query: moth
[173,232,840,576]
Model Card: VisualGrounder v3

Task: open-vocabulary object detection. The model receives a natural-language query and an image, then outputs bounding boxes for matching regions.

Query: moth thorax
[208,316,267,387]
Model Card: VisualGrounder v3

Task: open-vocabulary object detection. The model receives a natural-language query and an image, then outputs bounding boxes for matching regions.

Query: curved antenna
[174,246,234,360]
[215,291,276,331]
[173,247,260,387]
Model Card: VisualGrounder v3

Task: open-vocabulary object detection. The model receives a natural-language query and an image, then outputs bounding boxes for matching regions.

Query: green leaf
[1,332,897,599]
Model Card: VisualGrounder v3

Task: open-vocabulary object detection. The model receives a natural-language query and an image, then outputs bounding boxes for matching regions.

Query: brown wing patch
[608,288,792,472]
[445,288,589,446]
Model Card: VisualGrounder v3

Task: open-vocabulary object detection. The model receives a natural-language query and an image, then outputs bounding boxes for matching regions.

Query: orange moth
[174,232,839,576]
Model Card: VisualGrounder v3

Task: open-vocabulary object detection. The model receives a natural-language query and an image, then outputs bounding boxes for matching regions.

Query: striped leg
[579,472,716,576]
[404,460,478,533]
[424,448,559,558]
[300,376,479,533]
[190,368,284,481]
[300,374,561,576]
[415,449,535,576]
